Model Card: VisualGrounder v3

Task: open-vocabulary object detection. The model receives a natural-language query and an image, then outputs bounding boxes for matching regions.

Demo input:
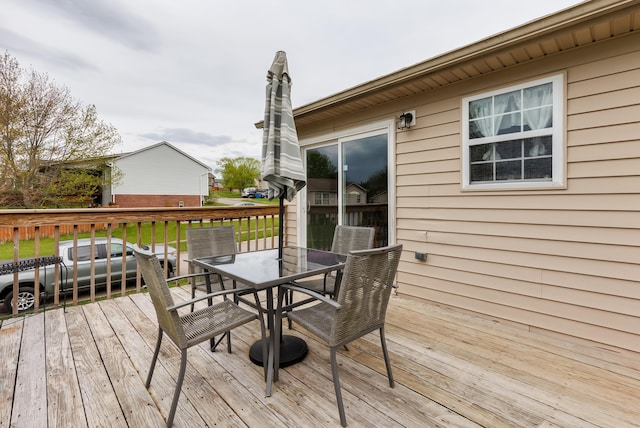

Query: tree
[0,51,121,207]
[307,150,337,179]
[216,156,260,191]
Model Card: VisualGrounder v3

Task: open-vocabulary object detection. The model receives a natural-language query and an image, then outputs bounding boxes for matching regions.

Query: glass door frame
[297,119,396,247]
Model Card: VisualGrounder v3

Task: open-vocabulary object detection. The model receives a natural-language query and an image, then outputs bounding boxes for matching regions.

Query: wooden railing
[0,205,281,315]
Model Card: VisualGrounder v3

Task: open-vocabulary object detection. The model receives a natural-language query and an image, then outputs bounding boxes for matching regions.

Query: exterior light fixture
[397,110,416,130]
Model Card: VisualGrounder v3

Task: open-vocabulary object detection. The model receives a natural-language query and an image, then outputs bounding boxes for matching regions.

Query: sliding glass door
[305,131,389,250]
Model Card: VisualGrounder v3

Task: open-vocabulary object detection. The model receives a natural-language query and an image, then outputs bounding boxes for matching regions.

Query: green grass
[1,218,278,260]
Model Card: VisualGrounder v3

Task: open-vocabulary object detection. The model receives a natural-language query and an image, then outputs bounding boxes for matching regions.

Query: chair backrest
[332,244,403,345]
[331,225,375,255]
[133,245,186,347]
[186,226,237,262]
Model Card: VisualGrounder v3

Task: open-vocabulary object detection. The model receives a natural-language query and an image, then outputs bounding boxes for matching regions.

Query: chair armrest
[281,283,341,309]
[167,286,256,311]
[166,272,216,284]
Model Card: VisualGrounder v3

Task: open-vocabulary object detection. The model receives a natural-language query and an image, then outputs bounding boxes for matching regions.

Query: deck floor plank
[0,317,23,427]
[12,313,47,428]
[64,305,128,427]
[284,326,481,427]
[44,308,87,427]
[389,298,640,425]
[81,302,166,427]
[1,286,639,427]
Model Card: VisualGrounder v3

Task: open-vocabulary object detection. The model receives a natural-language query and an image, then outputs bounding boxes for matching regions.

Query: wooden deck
[1,286,639,427]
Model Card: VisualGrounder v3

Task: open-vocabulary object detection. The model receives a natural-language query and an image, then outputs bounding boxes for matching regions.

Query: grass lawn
[0,217,278,260]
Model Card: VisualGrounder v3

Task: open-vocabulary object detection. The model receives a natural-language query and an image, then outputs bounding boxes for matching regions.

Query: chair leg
[209,332,228,352]
[190,285,196,312]
[167,350,188,428]
[189,266,196,312]
[330,347,347,427]
[146,327,163,388]
[379,326,394,387]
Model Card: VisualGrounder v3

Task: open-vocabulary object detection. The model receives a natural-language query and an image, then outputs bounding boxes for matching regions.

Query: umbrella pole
[278,192,284,259]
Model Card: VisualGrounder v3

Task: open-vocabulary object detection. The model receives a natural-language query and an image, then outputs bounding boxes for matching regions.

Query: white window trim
[461,74,565,190]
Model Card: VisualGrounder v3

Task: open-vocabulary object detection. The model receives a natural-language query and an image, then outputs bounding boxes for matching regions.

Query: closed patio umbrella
[261,51,306,256]
[253,50,307,368]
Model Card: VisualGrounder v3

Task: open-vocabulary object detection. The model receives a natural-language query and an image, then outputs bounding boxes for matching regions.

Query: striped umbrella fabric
[261,51,306,201]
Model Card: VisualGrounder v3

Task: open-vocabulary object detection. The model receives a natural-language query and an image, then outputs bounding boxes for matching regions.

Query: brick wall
[114,195,200,208]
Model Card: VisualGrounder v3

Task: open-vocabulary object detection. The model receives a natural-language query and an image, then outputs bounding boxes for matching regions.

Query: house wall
[112,143,209,206]
[296,31,640,352]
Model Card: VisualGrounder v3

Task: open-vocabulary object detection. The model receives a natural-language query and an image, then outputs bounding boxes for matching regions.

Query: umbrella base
[249,336,308,367]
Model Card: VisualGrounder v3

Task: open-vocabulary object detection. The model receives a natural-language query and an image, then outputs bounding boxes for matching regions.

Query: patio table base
[249,336,308,367]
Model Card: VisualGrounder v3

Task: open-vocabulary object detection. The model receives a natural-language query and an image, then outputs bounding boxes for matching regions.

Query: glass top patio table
[191,246,346,396]
[192,246,345,290]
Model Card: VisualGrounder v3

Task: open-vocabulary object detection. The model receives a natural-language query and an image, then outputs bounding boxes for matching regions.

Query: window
[70,245,98,261]
[314,192,330,205]
[462,75,564,189]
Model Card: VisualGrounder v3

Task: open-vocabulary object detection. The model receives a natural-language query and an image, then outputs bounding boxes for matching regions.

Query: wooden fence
[0,224,110,243]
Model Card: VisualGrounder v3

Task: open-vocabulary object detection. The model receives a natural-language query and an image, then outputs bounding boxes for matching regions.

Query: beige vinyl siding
[394,32,640,352]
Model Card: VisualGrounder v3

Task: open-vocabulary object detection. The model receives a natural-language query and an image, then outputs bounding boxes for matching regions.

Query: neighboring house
[282,1,640,353]
[107,141,211,207]
[307,178,337,206]
[345,183,367,205]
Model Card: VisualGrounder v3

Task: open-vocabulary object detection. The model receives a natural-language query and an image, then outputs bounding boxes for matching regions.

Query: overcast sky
[2,0,584,173]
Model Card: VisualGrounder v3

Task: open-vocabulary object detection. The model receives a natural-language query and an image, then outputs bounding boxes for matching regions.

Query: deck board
[0,318,23,427]
[64,305,127,427]
[1,286,639,428]
[44,308,86,427]
[13,313,47,428]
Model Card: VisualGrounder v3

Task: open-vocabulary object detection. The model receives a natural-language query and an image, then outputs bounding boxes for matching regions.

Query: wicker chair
[185,226,253,350]
[276,244,403,427]
[133,245,267,428]
[293,225,375,297]
[185,226,247,298]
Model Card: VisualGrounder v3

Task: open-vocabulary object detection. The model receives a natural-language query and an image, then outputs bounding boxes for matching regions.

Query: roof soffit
[287,0,640,127]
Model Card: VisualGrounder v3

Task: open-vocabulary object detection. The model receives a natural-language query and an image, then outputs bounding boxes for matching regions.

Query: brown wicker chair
[293,225,375,297]
[276,244,402,427]
[133,244,267,428]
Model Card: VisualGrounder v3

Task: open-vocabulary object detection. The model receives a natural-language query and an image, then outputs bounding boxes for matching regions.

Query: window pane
[470,143,494,162]
[495,90,521,113]
[496,112,521,135]
[111,243,124,257]
[306,145,338,250]
[525,136,552,157]
[523,106,553,130]
[496,160,522,181]
[524,158,552,179]
[523,83,552,108]
[469,97,491,119]
[470,163,493,182]
[469,118,492,139]
[342,135,388,245]
[496,140,522,160]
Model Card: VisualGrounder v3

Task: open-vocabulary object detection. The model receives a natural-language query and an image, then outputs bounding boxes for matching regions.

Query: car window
[70,245,95,262]
[110,243,124,257]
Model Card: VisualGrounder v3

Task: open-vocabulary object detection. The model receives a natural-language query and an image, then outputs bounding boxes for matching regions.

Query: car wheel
[3,287,36,313]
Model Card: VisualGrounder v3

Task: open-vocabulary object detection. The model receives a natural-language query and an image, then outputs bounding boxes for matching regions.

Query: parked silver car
[0,238,177,312]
